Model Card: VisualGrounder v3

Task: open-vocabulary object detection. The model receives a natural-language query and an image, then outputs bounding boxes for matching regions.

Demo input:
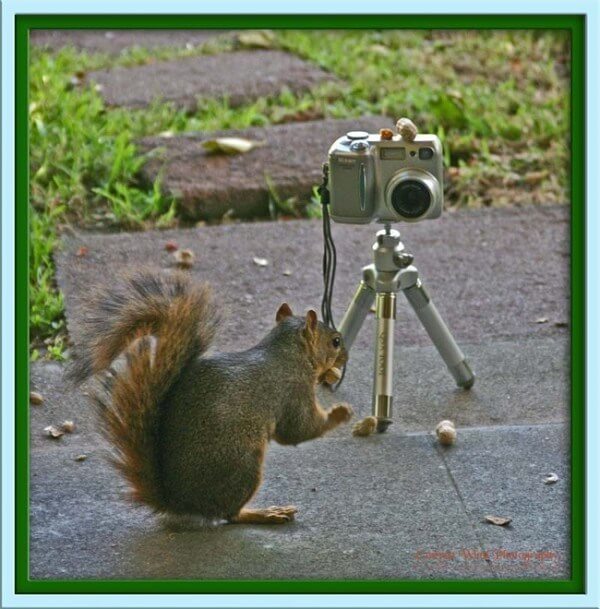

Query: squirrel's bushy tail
[68,270,220,511]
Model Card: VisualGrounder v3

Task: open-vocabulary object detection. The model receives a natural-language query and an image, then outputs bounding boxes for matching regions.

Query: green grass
[29,29,570,357]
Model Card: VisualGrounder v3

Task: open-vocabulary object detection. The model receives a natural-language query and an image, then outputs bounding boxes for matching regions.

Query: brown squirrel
[69,270,352,525]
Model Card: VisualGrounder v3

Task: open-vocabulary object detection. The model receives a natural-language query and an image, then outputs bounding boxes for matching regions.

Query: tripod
[338,225,475,433]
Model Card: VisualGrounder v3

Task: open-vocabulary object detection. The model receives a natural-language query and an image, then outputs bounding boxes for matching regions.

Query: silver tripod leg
[402,277,475,389]
[339,280,375,350]
[372,292,395,431]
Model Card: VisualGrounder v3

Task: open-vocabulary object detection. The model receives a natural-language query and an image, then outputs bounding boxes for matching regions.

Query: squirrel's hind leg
[228,505,297,525]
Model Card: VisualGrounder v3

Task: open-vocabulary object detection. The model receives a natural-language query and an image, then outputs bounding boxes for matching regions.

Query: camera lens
[419,147,434,160]
[390,180,431,218]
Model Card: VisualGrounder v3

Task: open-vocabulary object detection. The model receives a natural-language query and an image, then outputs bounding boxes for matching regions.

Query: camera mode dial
[350,141,369,151]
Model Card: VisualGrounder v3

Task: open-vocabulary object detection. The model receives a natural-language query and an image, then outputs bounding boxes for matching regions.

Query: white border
[2,1,598,608]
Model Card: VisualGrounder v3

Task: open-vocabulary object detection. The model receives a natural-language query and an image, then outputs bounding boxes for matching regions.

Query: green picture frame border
[15,13,586,595]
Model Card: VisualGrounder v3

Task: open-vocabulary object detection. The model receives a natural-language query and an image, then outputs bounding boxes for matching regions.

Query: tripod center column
[373,292,396,429]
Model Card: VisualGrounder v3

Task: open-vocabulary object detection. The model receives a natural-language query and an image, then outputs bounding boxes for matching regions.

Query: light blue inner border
[2,1,598,607]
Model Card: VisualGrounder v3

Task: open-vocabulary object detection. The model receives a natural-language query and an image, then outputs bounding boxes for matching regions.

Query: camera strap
[318,163,347,390]
[318,163,337,330]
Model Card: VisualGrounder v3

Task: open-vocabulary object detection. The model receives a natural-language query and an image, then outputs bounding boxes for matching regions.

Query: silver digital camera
[327,129,444,224]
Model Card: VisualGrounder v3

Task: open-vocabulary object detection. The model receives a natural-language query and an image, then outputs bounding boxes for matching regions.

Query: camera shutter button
[346,131,369,140]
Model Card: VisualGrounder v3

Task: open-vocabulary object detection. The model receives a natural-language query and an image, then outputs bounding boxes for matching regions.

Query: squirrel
[68,270,353,525]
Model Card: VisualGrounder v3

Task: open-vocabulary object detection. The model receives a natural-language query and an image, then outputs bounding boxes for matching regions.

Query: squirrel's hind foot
[228,505,297,525]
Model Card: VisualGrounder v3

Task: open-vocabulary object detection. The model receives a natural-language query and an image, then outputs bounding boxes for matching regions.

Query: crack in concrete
[434,442,497,579]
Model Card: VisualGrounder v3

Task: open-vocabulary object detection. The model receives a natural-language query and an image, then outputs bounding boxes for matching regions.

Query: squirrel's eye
[332,336,341,349]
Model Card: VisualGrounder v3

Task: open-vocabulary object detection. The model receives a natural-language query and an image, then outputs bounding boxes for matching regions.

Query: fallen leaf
[535,317,549,324]
[273,108,324,124]
[524,170,549,185]
[484,515,512,526]
[75,454,87,462]
[220,209,237,224]
[30,391,44,406]
[253,257,269,267]
[174,249,194,268]
[237,30,276,49]
[282,269,292,276]
[202,137,265,155]
[44,425,64,439]
[368,43,391,56]
[164,240,179,252]
[554,321,568,328]
[61,420,76,433]
[76,246,89,257]
[544,472,559,484]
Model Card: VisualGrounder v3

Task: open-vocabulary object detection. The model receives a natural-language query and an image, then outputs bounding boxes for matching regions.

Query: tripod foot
[449,360,475,389]
[376,418,393,434]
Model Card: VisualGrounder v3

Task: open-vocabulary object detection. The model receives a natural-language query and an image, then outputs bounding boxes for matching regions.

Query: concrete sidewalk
[29,361,569,580]
[29,205,571,580]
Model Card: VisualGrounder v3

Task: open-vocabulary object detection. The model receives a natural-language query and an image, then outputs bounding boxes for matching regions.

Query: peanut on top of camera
[396,117,418,142]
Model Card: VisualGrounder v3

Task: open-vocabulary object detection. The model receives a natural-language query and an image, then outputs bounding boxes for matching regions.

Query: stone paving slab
[139,117,385,220]
[30,29,231,54]
[56,206,569,354]
[29,361,568,580]
[87,50,337,112]
[35,205,571,581]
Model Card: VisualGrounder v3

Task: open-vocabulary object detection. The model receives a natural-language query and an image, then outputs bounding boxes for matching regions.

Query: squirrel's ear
[276,303,293,323]
[305,309,318,333]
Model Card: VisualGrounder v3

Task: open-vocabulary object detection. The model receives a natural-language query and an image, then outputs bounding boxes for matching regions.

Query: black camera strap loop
[318,163,337,331]
[318,163,347,390]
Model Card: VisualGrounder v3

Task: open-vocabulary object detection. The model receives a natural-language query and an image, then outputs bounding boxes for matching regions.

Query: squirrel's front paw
[329,403,354,424]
